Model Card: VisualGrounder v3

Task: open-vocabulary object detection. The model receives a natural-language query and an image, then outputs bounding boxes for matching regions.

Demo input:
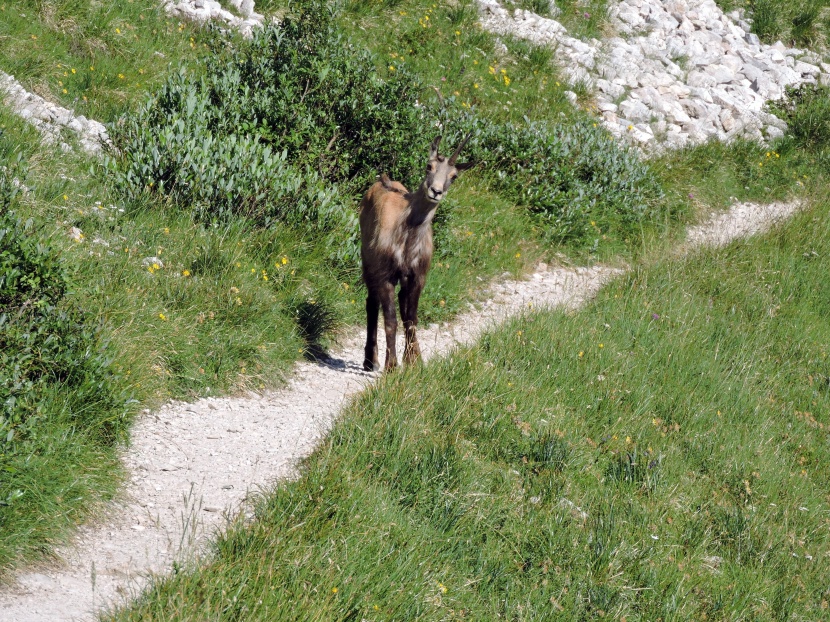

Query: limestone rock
[476,0,822,151]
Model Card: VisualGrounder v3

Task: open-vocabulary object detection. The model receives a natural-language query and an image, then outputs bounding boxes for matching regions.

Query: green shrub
[0,161,128,456]
[474,119,665,244]
[108,0,426,265]
[110,0,667,257]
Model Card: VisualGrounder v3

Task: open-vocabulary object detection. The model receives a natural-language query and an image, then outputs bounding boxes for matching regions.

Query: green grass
[333,0,577,125]
[108,194,830,621]
[0,0,210,122]
[0,0,826,582]
[510,0,609,40]
[715,0,830,47]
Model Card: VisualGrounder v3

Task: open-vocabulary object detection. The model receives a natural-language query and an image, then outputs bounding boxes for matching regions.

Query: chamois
[359,133,474,371]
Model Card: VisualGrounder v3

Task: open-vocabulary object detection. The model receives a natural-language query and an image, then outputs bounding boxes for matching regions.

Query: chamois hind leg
[402,279,424,365]
[363,288,381,371]
[378,281,398,370]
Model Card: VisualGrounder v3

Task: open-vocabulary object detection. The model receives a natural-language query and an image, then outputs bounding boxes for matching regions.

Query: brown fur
[359,134,474,371]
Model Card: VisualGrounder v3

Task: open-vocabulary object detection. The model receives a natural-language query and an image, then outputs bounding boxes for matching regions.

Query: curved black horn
[448,131,473,165]
[429,135,442,159]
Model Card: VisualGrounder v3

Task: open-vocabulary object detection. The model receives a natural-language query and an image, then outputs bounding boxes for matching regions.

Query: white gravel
[0,198,801,621]
[684,199,801,247]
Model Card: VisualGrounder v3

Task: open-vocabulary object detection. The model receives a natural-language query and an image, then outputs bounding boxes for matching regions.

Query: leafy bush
[110,0,667,256]
[473,119,665,244]
[108,0,426,265]
[0,161,128,456]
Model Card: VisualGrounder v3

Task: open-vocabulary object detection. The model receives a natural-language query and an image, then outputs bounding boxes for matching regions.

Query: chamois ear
[453,161,477,171]
[429,135,442,160]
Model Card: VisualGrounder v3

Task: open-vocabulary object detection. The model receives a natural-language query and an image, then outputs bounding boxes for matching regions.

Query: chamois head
[423,133,475,204]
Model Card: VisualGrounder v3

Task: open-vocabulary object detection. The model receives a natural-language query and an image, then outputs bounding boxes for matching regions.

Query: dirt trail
[0,199,800,621]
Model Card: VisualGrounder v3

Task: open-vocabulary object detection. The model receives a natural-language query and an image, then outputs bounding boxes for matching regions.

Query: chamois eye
[450,174,458,181]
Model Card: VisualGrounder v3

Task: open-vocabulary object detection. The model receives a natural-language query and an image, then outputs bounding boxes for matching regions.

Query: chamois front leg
[363,289,380,371]
[401,277,424,365]
[378,281,398,370]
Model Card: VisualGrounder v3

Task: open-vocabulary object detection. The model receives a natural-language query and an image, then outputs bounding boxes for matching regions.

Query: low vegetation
[109,191,830,622]
[0,0,207,123]
[0,153,131,568]
[716,0,830,48]
[1,0,828,600]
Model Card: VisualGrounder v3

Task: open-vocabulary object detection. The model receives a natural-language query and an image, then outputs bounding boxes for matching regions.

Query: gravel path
[0,198,801,621]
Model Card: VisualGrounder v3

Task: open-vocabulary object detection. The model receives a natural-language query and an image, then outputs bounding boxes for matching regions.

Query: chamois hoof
[363,359,380,372]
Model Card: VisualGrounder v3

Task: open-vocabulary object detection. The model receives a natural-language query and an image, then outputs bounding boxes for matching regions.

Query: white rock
[705,64,735,84]
[619,99,652,122]
[765,125,785,140]
[476,0,810,150]
[794,61,820,76]
[719,108,735,132]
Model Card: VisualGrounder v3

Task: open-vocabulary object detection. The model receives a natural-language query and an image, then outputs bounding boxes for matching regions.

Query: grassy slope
[0,0,206,123]
[0,0,819,582]
[111,192,830,621]
[0,0,549,574]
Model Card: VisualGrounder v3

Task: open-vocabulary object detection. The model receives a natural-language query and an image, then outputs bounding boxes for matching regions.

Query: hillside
[1,0,829,619]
